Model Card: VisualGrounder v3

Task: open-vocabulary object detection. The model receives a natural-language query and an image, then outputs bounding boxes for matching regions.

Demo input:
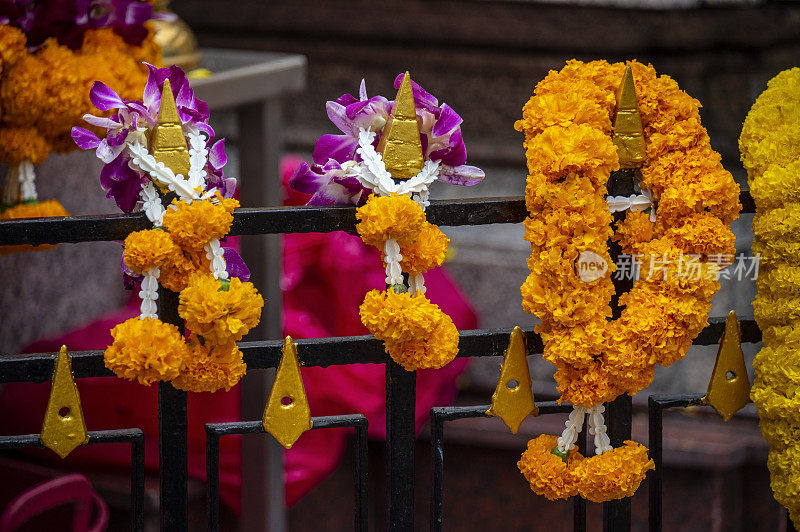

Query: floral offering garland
[291,73,484,370]
[72,64,262,393]
[740,67,800,527]
[0,0,162,245]
[515,60,740,501]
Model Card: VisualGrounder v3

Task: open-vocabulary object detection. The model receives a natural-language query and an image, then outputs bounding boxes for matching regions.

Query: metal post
[237,99,286,532]
[648,397,663,532]
[157,288,188,531]
[386,360,416,530]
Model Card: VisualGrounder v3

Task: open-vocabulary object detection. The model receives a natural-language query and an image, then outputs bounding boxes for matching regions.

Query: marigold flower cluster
[515,60,739,408]
[741,67,800,528]
[0,25,160,165]
[105,318,189,385]
[0,199,68,255]
[356,194,455,370]
[517,434,654,502]
[108,195,263,393]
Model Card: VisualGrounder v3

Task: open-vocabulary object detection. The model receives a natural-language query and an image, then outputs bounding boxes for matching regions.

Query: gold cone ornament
[151,0,201,71]
[40,346,89,458]
[486,327,538,433]
[376,72,424,181]
[262,337,313,449]
[612,65,646,169]
[151,79,190,179]
[703,311,751,421]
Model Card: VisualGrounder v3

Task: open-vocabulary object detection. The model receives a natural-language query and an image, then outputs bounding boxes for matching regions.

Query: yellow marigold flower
[399,222,449,276]
[178,274,263,344]
[162,195,239,252]
[517,434,582,500]
[0,25,26,74]
[766,447,800,527]
[159,249,198,293]
[172,340,246,393]
[359,289,443,344]
[104,317,189,386]
[571,441,654,503]
[356,194,426,249]
[0,199,68,255]
[383,314,460,371]
[0,127,51,165]
[613,210,654,255]
[123,229,178,275]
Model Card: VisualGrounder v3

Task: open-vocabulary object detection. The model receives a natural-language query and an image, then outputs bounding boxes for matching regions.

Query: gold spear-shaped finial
[151,79,190,178]
[703,311,752,421]
[376,72,424,181]
[40,346,89,458]
[262,337,313,449]
[486,327,538,433]
[612,65,646,169]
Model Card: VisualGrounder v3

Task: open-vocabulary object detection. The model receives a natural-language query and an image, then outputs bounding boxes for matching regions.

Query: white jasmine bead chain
[205,238,229,280]
[408,273,426,295]
[139,181,165,226]
[17,160,37,202]
[557,405,586,453]
[139,268,160,319]
[588,404,613,455]
[383,238,403,286]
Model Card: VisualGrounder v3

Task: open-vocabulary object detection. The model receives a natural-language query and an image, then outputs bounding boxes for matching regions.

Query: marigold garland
[515,59,739,502]
[123,229,178,274]
[741,67,800,527]
[172,339,247,393]
[399,222,450,276]
[162,194,238,252]
[104,318,189,386]
[355,193,427,248]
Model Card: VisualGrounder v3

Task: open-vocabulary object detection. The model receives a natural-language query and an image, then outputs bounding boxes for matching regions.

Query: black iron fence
[0,190,781,531]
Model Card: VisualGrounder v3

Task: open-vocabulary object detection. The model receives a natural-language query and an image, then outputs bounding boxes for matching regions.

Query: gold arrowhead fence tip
[612,65,646,169]
[376,72,425,181]
[40,346,89,458]
[703,311,751,421]
[486,327,538,433]
[151,78,190,178]
[262,337,313,449]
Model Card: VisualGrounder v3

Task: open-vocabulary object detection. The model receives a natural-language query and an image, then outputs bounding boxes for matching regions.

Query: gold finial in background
[703,311,752,421]
[151,0,202,71]
[151,79,191,178]
[486,327,538,433]
[376,72,425,181]
[262,337,313,449]
[612,65,646,169]
[40,346,89,458]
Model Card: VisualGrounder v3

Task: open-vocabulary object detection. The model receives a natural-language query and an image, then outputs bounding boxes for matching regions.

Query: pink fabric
[0,155,477,511]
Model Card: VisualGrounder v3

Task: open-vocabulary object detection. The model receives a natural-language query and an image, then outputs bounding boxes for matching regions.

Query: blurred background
[2,0,800,530]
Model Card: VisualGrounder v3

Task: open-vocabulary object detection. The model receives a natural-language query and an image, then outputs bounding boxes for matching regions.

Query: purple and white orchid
[71,64,235,213]
[290,75,485,205]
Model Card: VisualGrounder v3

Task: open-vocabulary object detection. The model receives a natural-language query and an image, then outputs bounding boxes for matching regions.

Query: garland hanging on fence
[72,64,263,392]
[290,73,484,371]
[0,1,163,251]
[515,59,740,501]
[740,67,800,528]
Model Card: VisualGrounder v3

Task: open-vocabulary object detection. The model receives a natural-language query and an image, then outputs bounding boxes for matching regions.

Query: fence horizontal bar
[206,414,366,437]
[648,393,706,411]
[0,315,760,384]
[0,191,755,246]
[431,401,573,422]
[0,428,144,449]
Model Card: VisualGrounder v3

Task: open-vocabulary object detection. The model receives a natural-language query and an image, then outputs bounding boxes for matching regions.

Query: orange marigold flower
[172,340,246,393]
[359,289,443,344]
[162,195,239,251]
[518,434,583,500]
[356,194,426,249]
[0,25,26,74]
[123,229,178,274]
[104,317,189,385]
[399,222,449,276]
[159,249,198,293]
[383,314,460,371]
[0,127,51,165]
[571,441,654,503]
[178,274,263,344]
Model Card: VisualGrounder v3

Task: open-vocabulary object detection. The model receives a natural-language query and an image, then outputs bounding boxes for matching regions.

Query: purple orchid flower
[290,75,484,205]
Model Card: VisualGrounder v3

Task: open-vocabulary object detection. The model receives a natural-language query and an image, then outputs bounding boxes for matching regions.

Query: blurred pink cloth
[0,156,477,511]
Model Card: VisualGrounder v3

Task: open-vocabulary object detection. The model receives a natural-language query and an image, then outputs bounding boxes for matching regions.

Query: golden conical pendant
[612,65,646,169]
[376,72,425,181]
[703,311,751,421]
[486,327,538,433]
[40,346,88,458]
[151,78,190,178]
[262,337,312,449]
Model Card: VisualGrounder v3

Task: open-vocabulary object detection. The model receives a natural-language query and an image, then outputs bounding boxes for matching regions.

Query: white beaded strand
[383,238,403,286]
[587,404,613,455]
[556,405,586,453]
[205,238,229,280]
[139,267,160,319]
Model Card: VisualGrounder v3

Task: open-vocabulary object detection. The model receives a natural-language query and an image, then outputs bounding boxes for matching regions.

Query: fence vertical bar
[206,429,221,532]
[386,360,416,530]
[574,420,587,532]
[354,417,369,532]
[648,397,663,532]
[157,288,188,531]
[131,430,145,532]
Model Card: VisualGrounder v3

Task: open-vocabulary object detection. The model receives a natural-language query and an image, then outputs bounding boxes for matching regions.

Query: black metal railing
[1,190,784,531]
